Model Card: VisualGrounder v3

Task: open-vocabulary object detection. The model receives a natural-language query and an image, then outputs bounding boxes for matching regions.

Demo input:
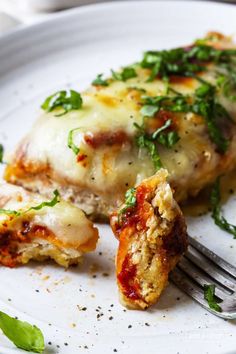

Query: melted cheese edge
[0,183,98,249]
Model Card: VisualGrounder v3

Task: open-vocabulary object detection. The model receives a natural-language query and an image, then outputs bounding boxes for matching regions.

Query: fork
[170,235,236,319]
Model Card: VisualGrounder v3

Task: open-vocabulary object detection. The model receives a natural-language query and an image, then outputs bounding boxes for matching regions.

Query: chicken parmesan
[110,169,188,309]
[4,33,236,219]
[0,183,98,268]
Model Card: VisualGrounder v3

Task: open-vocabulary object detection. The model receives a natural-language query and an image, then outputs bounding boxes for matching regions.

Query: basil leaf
[141,44,236,81]
[136,135,162,170]
[158,130,180,148]
[152,119,172,139]
[0,144,4,164]
[204,284,222,312]
[112,67,137,81]
[124,187,136,208]
[68,127,80,155]
[140,105,159,117]
[92,74,108,87]
[211,177,236,238]
[0,311,45,353]
[41,90,83,116]
[118,187,137,223]
[0,190,60,218]
[28,190,60,213]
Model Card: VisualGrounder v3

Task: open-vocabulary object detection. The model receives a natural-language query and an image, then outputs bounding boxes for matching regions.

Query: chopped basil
[136,135,162,170]
[111,67,137,81]
[216,65,236,102]
[124,188,137,208]
[134,118,179,170]
[0,311,45,353]
[0,144,4,164]
[92,74,109,87]
[0,190,60,218]
[68,127,80,155]
[210,177,236,238]
[140,105,159,117]
[41,90,83,116]
[140,81,232,154]
[157,130,180,148]
[118,187,137,222]
[204,284,222,312]
[141,44,236,82]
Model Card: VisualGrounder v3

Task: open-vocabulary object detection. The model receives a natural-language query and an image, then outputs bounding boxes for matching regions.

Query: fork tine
[170,267,236,319]
[178,257,231,298]
[170,267,213,307]
[185,246,235,292]
[189,236,236,279]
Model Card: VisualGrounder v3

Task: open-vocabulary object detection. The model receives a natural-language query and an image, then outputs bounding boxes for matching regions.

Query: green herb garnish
[210,177,236,238]
[140,81,232,154]
[111,67,137,81]
[134,118,179,170]
[0,144,4,164]
[0,190,60,218]
[41,90,83,116]
[68,127,80,155]
[118,187,137,222]
[0,311,45,353]
[216,65,236,102]
[92,74,109,87]
[136,134,163,170]
[141,44,236,82]
[204,284,222,312]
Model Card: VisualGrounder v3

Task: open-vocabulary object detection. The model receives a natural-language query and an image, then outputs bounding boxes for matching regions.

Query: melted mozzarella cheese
[0,183,98,248]
[5,37,236,215]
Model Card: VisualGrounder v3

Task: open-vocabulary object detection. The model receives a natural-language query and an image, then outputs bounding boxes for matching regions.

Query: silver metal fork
[170,235,236,319]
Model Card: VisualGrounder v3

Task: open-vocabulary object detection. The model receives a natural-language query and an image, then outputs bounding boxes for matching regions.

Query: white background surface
[0,1,236,353]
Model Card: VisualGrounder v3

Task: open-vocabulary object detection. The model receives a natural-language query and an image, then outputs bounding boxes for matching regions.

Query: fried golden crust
[110,169,188,309]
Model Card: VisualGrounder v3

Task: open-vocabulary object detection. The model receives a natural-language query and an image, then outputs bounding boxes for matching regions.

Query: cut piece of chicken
[0,183,99,268]
[110,169,188,309]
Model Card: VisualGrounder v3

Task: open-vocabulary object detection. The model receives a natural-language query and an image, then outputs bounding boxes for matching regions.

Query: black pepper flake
[176,297,180,301]
[92,275,97,278]
[84,345,88,349]
[145,322,150,327]
[113,349,118,352]
[57,345,60,348]
[48,341,52,345]
[102,273,109,277]
[99,252,103,256]
[110,304,114,307]
[8,298,11,302]
[35,289,39,293]
[109,316,113,320]
[128,325,132,328]
[82,307,87,311]
[125,183,129,187]
[229,188,234,194]
[128,161,133,165]
[64,343,68,346]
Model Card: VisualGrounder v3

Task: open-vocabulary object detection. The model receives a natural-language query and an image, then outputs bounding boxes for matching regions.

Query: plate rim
[1,0,236,42]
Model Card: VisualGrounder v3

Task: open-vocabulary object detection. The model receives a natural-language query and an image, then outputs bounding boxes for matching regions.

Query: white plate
[0,1,236,353]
